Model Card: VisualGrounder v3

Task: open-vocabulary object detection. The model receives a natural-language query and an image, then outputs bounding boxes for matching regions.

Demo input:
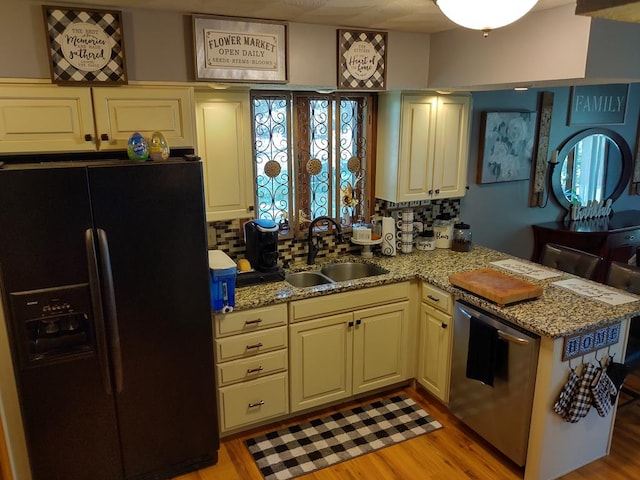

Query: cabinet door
[418,303,453,402]
[289,313,353,412]
[195,91,254,221]
[397,95,438,202]
[92,86,195,150]
[0,85,95,153]
[352,301,410,395]
[432,95,470,199]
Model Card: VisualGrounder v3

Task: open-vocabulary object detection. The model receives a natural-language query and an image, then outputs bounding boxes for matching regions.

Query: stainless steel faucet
[307,216,343,265]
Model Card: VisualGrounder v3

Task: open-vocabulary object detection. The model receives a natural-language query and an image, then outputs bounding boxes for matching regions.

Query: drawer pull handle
[246,342,263,350]
[427,295,440,302]
[247,366,264,374]
[245,318,262,325]
[248,400,265,408]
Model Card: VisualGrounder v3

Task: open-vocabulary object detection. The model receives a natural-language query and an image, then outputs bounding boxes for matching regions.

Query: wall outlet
[207,224,217,248]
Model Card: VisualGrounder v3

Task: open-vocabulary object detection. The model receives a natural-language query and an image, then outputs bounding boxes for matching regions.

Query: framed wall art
[337,30,387,90]
[477,111,538,184]
[567,83,628,126]
[42,5,128,85]
[193,15,288,83]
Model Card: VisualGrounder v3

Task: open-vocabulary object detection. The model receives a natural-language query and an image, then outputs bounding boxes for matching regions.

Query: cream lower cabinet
[417,282,453,402]
[0,84,195,153]
[214,304,289,434]
[195,90,254,222]
[376,92,471,202]
[289,283,412,413]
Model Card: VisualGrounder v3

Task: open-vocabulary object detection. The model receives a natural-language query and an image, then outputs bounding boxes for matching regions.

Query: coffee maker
[240,219,285,286]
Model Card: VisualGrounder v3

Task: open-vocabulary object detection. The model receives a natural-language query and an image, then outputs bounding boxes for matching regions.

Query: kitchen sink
[286,262,388,288]
[285,271,334,288]
[320,262,388,282]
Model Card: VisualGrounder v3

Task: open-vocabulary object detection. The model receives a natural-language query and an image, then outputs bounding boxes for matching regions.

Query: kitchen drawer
[290,282,410,322]
[422,282,452,314]
[218,372,289,432]
[215,326,287,363]
[216,350,287,387]
[214,303,287,337]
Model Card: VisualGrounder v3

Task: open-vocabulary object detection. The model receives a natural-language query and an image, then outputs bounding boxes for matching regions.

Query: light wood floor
[175,376,640,480]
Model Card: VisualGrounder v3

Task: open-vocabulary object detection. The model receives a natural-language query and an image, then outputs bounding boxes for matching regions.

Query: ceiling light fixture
[434,0,539,37]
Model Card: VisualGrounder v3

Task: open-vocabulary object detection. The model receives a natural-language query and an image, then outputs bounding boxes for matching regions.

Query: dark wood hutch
[531,210,640,283]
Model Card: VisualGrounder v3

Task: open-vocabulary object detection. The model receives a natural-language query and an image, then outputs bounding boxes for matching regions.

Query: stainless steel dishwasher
[449,300,540,467]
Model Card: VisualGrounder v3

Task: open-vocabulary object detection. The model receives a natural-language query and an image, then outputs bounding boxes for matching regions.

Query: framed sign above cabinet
[337,29,387,90]
[42,5,128,85]
[567,84,628,126]
[193,15,288,83]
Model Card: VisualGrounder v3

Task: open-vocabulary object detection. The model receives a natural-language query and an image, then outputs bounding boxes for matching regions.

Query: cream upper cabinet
[195,90,255,222]
[91,86,195,150]
[0,84,195,154]
[0,84,95,153]
[417,282,453,402]
[376,92,471,203]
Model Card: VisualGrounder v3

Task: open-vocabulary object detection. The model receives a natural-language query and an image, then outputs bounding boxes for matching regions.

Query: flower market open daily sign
[193,15,288,83]
[42,5,127,84]
[567,84,628,125]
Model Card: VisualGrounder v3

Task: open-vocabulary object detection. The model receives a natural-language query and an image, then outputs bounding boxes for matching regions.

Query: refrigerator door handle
[85,229,113,395]
[97,228,124,393]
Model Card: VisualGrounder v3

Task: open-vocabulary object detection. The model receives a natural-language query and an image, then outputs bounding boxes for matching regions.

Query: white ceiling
[62,0,575,34]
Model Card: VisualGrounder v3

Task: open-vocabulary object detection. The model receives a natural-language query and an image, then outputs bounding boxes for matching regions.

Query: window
[251,91,374,237]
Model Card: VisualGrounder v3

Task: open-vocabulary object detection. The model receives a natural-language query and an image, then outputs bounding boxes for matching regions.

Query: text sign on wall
[568,84,628,125]
[204,30,279,71]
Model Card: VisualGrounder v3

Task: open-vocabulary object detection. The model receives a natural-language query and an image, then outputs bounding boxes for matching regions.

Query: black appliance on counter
[239,219,285,287]
[0,159,219,480]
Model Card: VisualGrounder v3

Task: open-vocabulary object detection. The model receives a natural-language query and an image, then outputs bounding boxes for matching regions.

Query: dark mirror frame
[551,128,633,212]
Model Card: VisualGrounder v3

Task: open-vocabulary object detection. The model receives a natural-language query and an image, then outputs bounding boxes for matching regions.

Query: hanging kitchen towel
[564,363,599,423]
[553,367,581,419]
[466,316,498,386]
[590,367,617,417]
[607,360,631,401]
[381,216,397,256]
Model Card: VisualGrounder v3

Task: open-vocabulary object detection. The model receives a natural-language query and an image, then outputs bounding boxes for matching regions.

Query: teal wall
[464,84,640,260]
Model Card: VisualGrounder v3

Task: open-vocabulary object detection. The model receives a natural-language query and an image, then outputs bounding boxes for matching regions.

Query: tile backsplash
[209,198,461,267]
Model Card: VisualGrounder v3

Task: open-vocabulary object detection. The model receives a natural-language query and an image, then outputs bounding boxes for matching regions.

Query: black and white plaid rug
[245,394,442,480]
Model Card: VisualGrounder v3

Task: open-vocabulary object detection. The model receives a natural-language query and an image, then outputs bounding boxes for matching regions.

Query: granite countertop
[232,245,640,339]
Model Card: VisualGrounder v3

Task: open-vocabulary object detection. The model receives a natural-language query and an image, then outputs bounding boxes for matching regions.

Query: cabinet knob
[100,133,109,141]
[428,189,433,195]
[435,189,440,194]
[441,322,448,329]
[247,205,255,212]
[84,134,93,142]
[356,319,361,326]
[348,321,354,327]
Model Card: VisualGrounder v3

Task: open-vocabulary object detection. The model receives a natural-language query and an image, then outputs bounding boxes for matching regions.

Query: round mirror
[551,128,632,212]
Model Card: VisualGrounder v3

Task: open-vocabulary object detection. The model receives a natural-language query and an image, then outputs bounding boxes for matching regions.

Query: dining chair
[606,261,640,370]
[538,243,604,281]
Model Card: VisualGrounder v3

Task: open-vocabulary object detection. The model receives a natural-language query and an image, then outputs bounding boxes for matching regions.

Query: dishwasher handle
[498,330,530,345]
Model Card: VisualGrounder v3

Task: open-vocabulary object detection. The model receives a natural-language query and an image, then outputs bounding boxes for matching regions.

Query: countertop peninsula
[232,245,640,338]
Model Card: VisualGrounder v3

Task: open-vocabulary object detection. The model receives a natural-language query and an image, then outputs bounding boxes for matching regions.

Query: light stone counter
[232,245,640,338]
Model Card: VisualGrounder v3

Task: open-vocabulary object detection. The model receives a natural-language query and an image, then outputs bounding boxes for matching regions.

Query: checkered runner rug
[245,394,442,480]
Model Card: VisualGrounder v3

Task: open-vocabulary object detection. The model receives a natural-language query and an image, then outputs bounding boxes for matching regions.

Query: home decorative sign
[193,15,288,83]
[477,111,538,184]
[567,84,628,125]
[337,30,387,90]
[42,5,127,84]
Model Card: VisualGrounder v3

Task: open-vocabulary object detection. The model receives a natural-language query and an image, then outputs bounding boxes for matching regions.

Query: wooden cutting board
[449,268,543,306]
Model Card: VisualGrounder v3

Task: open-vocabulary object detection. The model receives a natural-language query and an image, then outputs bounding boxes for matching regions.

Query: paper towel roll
[381,216,396,256]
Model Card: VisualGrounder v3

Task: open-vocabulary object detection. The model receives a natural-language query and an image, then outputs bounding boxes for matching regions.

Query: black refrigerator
[0,159,219,480]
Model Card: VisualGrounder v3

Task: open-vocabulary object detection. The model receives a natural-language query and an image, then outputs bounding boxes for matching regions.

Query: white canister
[433,214,453,249]
[416,230,436,251]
